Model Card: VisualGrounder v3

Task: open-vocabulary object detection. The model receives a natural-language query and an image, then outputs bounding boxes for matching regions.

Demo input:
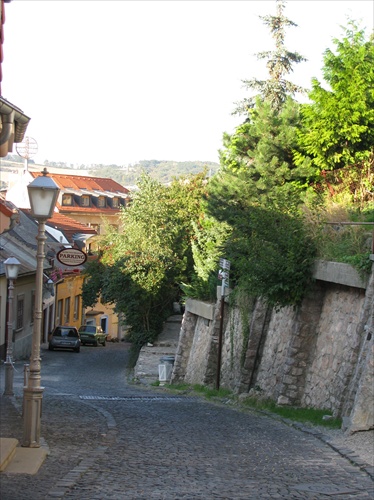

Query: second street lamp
[23,168,60,448]
[3,256,21,396]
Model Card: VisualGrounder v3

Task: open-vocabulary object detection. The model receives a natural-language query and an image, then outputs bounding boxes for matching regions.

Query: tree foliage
[235,0,306,114]
[220,97,314,210]
[206,176,316,307]
[82,173,207,345]
[91,160,219,186]
[295,22,374,205]
[205,0,316,307]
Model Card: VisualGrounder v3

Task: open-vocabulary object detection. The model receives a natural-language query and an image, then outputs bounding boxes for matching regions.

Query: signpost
[216,258,230,390]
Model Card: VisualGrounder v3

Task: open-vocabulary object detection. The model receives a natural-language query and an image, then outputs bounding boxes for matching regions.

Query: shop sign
[56,248,87,267]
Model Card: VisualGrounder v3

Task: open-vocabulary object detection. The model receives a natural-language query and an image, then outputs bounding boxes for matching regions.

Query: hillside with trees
[90,160,219,186]
[0,155,219,188]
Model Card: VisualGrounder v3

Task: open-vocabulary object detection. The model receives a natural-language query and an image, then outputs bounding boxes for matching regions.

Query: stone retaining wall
[171,260,374,433]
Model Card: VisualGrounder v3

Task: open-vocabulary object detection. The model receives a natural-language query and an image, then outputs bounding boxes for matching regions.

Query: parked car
[48,326,81,353]
[78,325,107,346]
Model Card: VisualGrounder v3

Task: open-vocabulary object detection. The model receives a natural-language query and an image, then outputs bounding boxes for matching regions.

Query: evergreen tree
[235,0,306,114]
[218,0,312,210]
[204,0,316,307]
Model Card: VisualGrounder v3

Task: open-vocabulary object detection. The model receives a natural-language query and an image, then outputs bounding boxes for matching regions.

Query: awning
[85,309,104,316]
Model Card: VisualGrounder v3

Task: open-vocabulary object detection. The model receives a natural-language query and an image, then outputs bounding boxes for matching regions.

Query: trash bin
[158,356,175,384]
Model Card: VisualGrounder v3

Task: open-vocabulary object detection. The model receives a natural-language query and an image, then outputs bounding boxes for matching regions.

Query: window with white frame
[64,297,70,324]
[56,299,63,325]
[62,194,73,206]
[74,295,80,321]
[97,196,106,208]
[81,196,90,207]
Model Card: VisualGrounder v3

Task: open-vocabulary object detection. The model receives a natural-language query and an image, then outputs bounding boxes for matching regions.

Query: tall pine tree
[235,0,305,114]
[215,0,312,211]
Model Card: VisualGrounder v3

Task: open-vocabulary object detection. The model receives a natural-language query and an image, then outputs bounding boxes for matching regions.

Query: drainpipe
[0,109,14,145]
[0,97,31,155]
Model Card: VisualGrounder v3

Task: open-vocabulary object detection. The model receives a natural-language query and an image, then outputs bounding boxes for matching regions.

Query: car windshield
[80,326,96,333]
[54,328,78,338]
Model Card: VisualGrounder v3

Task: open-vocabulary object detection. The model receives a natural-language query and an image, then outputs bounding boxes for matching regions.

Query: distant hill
[0,155,220,187]
[90,160,220,185]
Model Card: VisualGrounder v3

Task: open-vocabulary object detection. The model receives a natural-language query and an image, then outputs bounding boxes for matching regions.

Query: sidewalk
[133,314,182,384]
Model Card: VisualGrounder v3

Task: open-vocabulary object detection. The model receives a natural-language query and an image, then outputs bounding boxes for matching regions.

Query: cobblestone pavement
[1,342,373,500]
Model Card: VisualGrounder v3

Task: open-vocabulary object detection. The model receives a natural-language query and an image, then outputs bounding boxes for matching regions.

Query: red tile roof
[0,193,16,217]
[46,212,97,243]
[22,209,97,246]
[30,172,130,195]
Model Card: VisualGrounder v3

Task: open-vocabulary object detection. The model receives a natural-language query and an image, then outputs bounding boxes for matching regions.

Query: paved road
[0,342,373,499]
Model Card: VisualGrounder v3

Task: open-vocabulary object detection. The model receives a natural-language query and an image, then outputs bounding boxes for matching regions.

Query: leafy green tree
[82,173,207,344]
[295,22,374,205]
[181,214,231,302]
[206,171,316,307]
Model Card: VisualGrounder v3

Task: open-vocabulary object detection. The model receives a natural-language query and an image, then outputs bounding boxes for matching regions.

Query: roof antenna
[16,136,38,173]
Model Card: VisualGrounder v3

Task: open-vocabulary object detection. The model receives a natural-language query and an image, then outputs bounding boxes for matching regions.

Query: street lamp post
[23,168,59,448]
[3,256,21,396]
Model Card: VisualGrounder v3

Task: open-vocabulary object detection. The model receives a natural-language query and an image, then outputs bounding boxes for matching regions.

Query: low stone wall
[171,261,374,433]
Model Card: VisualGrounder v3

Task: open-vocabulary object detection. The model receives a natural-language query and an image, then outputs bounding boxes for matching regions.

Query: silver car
[48,326,81,353]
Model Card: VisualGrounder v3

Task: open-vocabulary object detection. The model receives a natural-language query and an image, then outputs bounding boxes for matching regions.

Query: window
[112,197,119,208]
[74,295,80,321]
[16,295,24,330]
[56,299,63,325]
[98,197,106,208]
[81,196,90,207]
[91,223,100,234]
[64,298,70,324]
[62,194,73,206]
[30,290,35,325]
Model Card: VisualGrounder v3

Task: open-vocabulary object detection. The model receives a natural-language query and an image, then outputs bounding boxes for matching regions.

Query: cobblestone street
[1,342,373,499]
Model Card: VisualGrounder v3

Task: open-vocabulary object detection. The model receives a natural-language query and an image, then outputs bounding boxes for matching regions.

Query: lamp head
[27,168,60,219]
[4,256,21,280]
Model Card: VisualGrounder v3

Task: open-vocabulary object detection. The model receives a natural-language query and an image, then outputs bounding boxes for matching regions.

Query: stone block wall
[300,283,366,414]
[171,261,374,432]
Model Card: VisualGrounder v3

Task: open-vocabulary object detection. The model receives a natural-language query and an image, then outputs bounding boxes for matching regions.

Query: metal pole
[3,278,15,396]
[216,277,226,391]
[23,219,46,447]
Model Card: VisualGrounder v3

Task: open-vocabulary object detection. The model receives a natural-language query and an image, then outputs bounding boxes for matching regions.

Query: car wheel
[102,339,106,346]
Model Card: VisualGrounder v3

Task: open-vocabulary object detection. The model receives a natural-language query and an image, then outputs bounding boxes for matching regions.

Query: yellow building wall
[54,272,124,340]
[54,274,85,329]
[84,296,125,340]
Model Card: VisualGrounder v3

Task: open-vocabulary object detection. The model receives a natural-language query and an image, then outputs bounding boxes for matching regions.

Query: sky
[2,0,373,167]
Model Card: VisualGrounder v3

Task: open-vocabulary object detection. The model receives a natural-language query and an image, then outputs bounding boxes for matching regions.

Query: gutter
[0,97,31,154]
